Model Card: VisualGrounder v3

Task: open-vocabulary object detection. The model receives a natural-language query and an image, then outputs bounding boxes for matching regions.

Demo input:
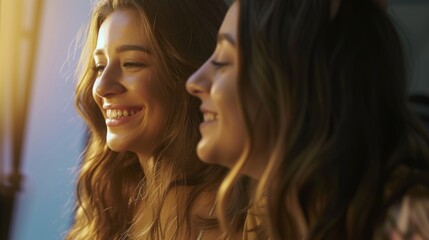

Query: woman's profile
[66,0,249,239]
[187,0,429,239]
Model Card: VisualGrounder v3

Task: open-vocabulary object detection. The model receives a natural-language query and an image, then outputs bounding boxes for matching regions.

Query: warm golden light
[0,0,43,177]
[0,0,21,183]
[1,0,44,238]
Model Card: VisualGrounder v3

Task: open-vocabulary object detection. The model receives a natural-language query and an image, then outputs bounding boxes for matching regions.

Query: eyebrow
[93,44,152,56]
[217,33,236,46]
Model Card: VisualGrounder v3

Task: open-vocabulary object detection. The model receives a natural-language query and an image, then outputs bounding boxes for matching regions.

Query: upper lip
[103,104,144,110]
[200,106,217,114]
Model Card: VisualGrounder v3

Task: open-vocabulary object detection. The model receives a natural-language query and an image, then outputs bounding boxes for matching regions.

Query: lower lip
[105,111,143,127]
[199,120,217,129]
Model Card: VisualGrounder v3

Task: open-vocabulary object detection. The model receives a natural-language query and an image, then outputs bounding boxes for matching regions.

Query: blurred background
[0,0,428,240]
[0,0,89,239]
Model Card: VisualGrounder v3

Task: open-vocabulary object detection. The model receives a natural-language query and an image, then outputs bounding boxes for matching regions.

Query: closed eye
[123,62,147,68]
[211,60,230,68]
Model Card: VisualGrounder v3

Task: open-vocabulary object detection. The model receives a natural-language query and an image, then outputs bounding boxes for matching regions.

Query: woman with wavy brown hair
[187,0,429,239]
[66,0,251,239]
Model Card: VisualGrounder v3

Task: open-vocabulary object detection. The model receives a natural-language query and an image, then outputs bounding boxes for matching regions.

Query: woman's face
[186,3,250,171]
[93,9,167,157]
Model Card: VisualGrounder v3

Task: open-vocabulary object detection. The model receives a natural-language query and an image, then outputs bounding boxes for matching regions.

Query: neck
[137,152,154,177]
[137,152,184,186]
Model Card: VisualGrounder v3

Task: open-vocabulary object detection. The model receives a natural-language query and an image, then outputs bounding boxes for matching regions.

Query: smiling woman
[92,9,166,157]
[66,0,250,240]
[187,0,429,239]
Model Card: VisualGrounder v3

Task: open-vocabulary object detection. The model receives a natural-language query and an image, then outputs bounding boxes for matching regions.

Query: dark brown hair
[218,0,429,239]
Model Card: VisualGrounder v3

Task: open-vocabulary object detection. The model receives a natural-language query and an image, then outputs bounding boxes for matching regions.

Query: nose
[93,63,126,98]
[186,60,212,98]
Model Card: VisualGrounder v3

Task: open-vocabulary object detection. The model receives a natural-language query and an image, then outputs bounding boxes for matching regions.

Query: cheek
[138,78,169,132]
[212,71,240,113]
[212,80,248,164]
[134,72,162,101]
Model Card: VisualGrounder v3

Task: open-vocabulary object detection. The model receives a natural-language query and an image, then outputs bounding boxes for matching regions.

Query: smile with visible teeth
[203,112,218,122]
[106,108,143,120]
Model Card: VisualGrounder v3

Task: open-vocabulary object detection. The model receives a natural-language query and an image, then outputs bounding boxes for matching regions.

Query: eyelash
[211,60,229,68]
[92,62,146,75]
[123,62,146,68]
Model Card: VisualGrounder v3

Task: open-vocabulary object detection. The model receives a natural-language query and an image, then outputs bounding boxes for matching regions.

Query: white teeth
[106,108,141,119]
[204,113,218,122]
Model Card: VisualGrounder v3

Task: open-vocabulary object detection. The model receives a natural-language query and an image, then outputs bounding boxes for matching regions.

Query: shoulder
[377,165,429,240]
[161,186,221,239]
[379,186,429,239]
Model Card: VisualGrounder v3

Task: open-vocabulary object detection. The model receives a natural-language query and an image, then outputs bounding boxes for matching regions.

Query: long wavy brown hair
[217,0,429,239]
[66,0,251,239]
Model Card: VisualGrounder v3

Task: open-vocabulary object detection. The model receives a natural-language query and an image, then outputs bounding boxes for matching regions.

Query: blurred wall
[389,2,429,95]
[8,0,90,239]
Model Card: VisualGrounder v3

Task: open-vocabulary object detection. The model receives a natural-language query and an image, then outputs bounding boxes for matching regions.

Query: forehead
[96,8,149,49]
[219,2,239,37]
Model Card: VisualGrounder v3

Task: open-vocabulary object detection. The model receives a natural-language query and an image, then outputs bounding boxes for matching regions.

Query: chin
[197,147,234,169]
[196,150,214,164]
[106,142,127,152]
[196,146,219,165]
[106,136,131,153]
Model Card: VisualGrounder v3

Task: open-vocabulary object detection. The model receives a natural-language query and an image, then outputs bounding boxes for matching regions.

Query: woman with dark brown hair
[187,0,429,239]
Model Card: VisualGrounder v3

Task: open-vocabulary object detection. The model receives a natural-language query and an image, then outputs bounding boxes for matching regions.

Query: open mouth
[203,112,218,122]
[106,107,143,120]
